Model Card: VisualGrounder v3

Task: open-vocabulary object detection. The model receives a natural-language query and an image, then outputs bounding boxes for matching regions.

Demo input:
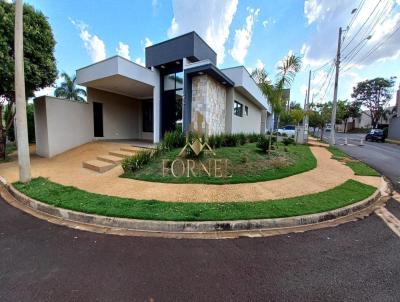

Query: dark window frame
[234,100,243,117]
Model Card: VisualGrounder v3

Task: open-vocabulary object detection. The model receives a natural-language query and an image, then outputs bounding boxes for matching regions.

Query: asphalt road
[1,196,400,301]
[321,131,400,190]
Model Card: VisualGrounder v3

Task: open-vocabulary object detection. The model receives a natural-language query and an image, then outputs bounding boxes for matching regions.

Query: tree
[290,109,304,125]
[0,1,57,159]
[309,102,331,140]
[342,101,361,133]
[351,77,395,128]
[252,53,302,129]
[55,72,87,101]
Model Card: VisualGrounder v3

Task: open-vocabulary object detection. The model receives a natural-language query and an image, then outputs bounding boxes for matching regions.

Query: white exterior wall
[87,88,143,140]
[34,96,93,157]
[231,90,262,134]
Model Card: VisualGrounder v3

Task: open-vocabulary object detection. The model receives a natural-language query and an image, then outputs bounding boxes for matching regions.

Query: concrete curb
[0,176,390,238]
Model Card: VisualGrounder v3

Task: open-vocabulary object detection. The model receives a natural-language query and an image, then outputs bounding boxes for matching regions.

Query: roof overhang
[76,56,158,99]
[184,61,234,87]
[222,66,271,112]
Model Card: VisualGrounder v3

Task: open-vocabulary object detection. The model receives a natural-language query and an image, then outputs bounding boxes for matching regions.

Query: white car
[325,124,332,132]
[276,125,296,136]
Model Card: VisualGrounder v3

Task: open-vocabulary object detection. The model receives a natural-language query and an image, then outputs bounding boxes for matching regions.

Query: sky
[23,0,400,106]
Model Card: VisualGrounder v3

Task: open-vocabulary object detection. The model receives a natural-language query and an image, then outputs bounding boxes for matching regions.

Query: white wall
[88,88,140,140]
[34,96,93,157]
[231,90,262,134]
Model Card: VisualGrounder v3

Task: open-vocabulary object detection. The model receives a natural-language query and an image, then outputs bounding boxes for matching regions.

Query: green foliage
[55,72,87,101]
[351,77,395,128]
[222,133,240,147]
[15,178,376,221]
[163,130,185,150]
[6,103,35,143]
[237,133,247,145]
[327,146,380,176]
[0,1,57,100]
[121,150,153,173]
[282,137,294,146]
[256,135,276,153]
[383,127,388,138]
[290,108,304,125]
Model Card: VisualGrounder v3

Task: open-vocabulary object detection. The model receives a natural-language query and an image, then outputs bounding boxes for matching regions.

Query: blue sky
[26,0,400,106]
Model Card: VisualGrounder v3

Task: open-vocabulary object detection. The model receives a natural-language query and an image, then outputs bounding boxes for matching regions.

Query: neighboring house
[336,107,395,132]
[388,85,400,140]
[34,32,273,157]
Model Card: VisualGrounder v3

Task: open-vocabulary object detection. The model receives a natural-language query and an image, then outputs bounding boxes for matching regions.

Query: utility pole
[304,70,311,138]
[15,0,31,183]
[330,27,343,146]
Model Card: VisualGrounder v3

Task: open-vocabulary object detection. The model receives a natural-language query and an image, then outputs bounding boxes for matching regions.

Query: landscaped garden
[121,131,317,184]
[14,177,376,221]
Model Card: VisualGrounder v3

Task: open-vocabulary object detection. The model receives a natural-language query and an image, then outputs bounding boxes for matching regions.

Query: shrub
[282,133,288,137]
[163,130,185,150]
[383,127,388,138]
[282,137,295,146]
[222,134,240,147]
[122,150,153,173]
[256,135,277,153]
[256,136,270,153]
[238,133,247,145]
[240,151,249,163]
[247,133,260,143]
[208,134,223,149]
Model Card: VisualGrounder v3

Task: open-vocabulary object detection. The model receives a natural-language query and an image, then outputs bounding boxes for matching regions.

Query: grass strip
[13,178,376,221]
[327,146,380,177]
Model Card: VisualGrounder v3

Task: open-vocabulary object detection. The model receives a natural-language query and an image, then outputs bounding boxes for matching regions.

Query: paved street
[1,195,400,301]
[321,131,400,190]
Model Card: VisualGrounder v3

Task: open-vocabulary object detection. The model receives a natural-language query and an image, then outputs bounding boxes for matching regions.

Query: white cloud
[116,42,131,60]
[144,37,153,48]
[167,0,239,65]
[135,57,145,66]
[70,19,106,63]
[247,58,265,74]
[262,19,268,29]
[302,0,400,69]
[231,7,260,64]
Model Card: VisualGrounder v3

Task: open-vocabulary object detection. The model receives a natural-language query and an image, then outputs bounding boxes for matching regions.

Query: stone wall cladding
[191,75,226,135]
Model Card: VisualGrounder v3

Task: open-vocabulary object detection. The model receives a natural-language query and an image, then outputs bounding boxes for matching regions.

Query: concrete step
[82,160,116,173]
[120,146,141,153]
[97,154,123,164]
[109,150,135,158]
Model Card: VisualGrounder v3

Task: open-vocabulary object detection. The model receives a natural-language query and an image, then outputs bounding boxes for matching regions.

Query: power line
[342,0,384,52]
[350,23,400,70]
[342,0,367,42]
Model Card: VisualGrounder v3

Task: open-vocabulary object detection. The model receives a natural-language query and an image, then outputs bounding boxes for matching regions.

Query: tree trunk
[344,118,348,133]
[0,105,5,160]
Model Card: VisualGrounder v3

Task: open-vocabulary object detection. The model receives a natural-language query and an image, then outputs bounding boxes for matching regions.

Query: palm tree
[54,72,87,101]
[252,53,302,130]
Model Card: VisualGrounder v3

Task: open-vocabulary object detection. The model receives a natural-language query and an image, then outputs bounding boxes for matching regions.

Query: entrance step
[120,146,142,153]
[82,160,116,173]
[97,154,123,164]
[109,150,135,158]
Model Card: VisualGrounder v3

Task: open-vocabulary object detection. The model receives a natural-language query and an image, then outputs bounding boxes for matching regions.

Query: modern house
[34,32,273,157]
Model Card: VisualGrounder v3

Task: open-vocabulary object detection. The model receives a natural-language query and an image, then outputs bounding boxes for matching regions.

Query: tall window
[234,100,243,117]
[142,101,153,132]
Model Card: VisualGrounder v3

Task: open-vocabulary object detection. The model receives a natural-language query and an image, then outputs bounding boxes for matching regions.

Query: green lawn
[122,143,317,184]
[0,143,17,163]
[327,146,380,176]
[13,177,376,221]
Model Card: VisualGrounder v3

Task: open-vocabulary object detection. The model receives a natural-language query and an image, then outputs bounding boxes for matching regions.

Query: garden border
[0,176,391,239]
